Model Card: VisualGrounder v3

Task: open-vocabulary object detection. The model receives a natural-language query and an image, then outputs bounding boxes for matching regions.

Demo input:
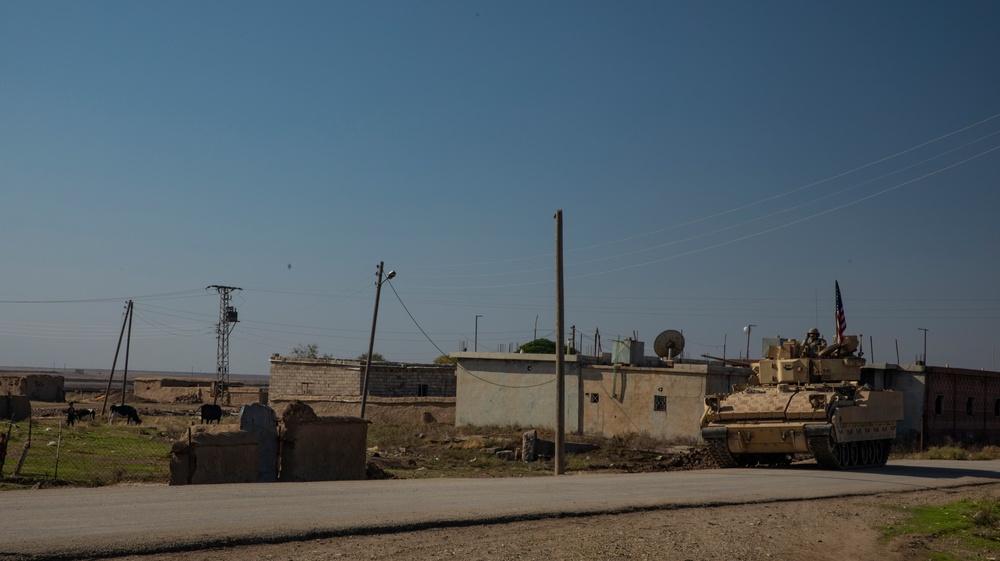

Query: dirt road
[94,482,1000,561]
[4,460,1000,561]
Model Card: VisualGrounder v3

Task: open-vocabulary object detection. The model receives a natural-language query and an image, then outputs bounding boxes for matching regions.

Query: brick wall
[924,367,1000,445]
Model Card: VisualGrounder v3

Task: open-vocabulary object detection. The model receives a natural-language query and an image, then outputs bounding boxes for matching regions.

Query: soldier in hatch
[802,328,827,357]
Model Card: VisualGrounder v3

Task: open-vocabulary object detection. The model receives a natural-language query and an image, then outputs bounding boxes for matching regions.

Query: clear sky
[2,1,999,376]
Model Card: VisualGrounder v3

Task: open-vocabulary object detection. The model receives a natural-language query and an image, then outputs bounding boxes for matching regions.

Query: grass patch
[898,439,1000,462]
[879,499,1000,560]
[1,417,176,487]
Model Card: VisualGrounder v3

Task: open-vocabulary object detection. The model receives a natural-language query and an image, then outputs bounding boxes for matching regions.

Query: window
[654,395,667,412]
[417,384,429,397]
[967,397,975,416]
[589,393,599,404]
[935,394,944,415]
[994,398,1000,417]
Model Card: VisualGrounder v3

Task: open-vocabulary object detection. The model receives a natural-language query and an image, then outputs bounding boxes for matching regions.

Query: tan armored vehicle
[701,334,903,469]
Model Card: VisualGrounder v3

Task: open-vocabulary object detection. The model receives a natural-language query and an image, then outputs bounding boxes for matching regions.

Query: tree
[518,338,556,354]
[291,344,332,359]
[291,344,319,358]
[358,352,385,362]
[518,338,576,355]
[434,354,457,365]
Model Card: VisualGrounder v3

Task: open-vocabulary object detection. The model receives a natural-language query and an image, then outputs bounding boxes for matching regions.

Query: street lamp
[918,328,928,366]
[360,262,395,419]
[475,315,483,352]
[743,324,756,360]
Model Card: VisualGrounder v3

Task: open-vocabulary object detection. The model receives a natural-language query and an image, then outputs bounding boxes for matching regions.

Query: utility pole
[918,328,929,366]
[360,262,395,418]
[101,300,132,415]
[554,210,565,475]
[208,285,241,406]
[744,324,756,360]
[475,315,483,352]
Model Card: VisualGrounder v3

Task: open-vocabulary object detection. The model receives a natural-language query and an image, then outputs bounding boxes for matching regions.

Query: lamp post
[360,262,395,419]
[743,324,756,360]
[475,315,483,352]
[918,327,928,366]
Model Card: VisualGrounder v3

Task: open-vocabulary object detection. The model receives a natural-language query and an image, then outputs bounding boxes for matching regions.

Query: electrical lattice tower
[208,285,241,405]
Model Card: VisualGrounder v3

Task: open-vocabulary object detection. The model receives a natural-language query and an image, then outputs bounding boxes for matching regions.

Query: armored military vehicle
[701,335,903,469]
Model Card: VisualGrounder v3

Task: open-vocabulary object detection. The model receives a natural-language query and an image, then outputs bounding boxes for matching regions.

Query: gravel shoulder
[91,482,1000,561]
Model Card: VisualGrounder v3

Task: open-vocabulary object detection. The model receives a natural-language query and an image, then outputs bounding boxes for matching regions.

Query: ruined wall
[169,426,259,485]
[133,377,266,406]
[0,374,65,402]
[134,379,211,403]
[278,402,368,482]
[0,395,32,421]
[227,387,268,406]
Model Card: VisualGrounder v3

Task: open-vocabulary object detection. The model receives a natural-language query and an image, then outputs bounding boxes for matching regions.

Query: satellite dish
[653,329,686,358]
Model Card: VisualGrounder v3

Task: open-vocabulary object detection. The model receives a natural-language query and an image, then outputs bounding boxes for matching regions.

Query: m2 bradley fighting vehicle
[701,332,903,469]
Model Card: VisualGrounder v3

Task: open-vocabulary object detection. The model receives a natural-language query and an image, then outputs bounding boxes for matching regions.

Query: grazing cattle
[200,404,223,424]
[74,408,96,422]
[110,404,142,425]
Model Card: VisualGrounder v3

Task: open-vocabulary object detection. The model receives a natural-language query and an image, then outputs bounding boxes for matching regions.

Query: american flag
[835,281,847,345]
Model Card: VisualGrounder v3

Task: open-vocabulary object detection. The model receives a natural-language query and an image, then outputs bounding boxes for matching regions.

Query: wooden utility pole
[361,262,395,418]
[101,300,132,415]
[554,210,565,475]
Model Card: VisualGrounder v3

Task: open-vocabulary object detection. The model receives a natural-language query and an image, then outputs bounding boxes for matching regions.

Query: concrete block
[239,403,279,483]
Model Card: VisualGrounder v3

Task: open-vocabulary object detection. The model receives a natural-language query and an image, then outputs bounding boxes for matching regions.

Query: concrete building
[865,363,1000,447]
[268,355,456,423]
[453,351,1000,448]
[451,351,751,442]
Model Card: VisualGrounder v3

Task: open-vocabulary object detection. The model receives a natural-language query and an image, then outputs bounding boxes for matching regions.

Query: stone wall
[269,355,455,400]
[270,396,455,424]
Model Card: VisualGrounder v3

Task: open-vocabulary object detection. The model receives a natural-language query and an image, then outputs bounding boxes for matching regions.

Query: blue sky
[2,1,999,375]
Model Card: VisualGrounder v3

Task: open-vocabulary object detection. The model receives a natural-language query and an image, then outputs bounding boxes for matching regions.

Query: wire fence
[0,414,174,485]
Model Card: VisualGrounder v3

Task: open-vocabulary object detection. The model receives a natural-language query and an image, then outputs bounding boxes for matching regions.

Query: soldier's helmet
[807,328,820,336]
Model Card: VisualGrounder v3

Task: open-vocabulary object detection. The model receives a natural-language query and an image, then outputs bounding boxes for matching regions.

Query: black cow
[74,408,96,422]
[110,404,142,425]
[200,404,223,424]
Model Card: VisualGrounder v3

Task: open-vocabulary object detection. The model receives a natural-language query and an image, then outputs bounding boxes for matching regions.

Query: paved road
[3,460,999,560]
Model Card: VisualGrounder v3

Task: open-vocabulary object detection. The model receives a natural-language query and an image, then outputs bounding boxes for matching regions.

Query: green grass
[879,499,1000,560]
[1,418,175,487]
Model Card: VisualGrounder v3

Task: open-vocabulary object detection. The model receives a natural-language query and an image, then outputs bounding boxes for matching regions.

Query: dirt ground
[89,482,1000,561]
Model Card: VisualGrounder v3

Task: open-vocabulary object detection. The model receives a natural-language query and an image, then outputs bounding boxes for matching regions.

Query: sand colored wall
[278,402,368,482]
[0,374,65,402]
[168,426,259,485]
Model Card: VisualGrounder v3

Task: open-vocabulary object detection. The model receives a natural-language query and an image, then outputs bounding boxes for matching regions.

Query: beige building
[268,355,456,422]
[451,352,751,441]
